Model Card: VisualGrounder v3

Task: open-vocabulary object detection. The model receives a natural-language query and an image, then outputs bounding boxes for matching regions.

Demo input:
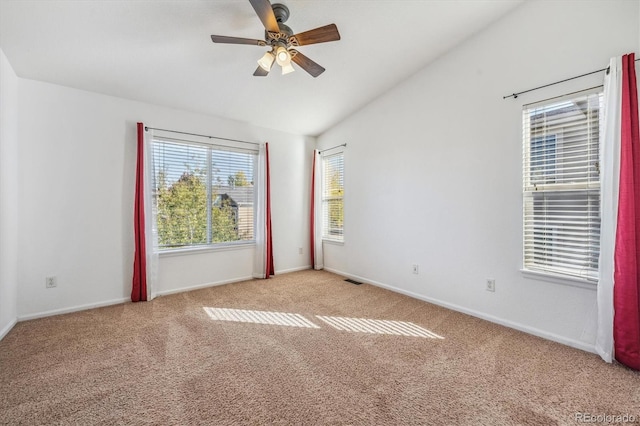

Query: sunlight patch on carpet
[204,307,320,328]
[316,316,444,339]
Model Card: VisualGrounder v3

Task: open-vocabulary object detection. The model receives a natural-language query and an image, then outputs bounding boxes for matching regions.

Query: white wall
[0,48,19,339]
[317,0,639,352]
[17,79,314,319]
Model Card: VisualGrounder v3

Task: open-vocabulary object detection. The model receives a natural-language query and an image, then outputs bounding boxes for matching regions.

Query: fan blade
[211,35,265,46]
[248,0,280,33]
[291,51,325,78]
[292,24,340,46]
[253,66,269,77]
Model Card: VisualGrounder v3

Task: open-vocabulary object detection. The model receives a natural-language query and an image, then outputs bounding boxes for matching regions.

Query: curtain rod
[145,126,260,147]
[319,143,347,153]
[503,57,640,100]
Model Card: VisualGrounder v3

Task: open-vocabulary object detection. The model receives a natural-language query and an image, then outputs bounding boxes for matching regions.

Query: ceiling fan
[210,0,340,77]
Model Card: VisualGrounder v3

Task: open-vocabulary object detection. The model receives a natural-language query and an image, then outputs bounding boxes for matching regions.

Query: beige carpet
[0,270,638,425]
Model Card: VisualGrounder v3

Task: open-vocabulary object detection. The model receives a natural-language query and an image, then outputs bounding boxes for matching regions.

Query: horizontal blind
[522,90,602,281]
[322,152,344,240]
[152,138,256,249]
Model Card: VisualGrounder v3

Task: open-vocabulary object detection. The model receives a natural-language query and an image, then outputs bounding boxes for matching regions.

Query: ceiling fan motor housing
[271,3,290,23]
[271,4,292,39]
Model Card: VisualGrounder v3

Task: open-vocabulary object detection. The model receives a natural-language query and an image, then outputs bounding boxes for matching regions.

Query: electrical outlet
[298,247,303,255]
[486,279,495,292]
[412,264,419,274]
[46,276,57,289]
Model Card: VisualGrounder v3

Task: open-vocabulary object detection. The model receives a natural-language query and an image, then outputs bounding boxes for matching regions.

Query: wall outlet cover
[486,279,495,292]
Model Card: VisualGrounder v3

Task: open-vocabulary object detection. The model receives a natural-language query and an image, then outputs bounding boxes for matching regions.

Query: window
[151,137,257,250]
[522,90,602,282]
[322,151,344,241]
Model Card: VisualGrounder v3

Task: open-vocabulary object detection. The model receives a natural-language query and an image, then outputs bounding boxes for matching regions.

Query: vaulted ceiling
[0,0,523,136]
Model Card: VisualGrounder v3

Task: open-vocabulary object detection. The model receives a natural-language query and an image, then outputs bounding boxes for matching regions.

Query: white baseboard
[157,267,312,296]
[275,265,312,275]
[15,269,313,322]
[324,267,597,354]
[156,276,254,297]
[0,318,17,341]
[18,297,130,322]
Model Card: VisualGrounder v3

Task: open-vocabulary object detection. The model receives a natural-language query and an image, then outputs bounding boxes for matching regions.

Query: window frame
[150,134,258,254]
[321,150,345,243]
[521,89,602,285]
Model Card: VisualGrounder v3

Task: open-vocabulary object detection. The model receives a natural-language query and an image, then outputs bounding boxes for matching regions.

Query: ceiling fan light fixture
[257,51,275,71]
[281,62,295,75]
[275,46,291,67]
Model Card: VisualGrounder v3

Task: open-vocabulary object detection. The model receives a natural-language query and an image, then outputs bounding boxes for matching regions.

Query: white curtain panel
[253,143,267,278]
[313,150,324,270]
[143,127,159,301]
[596,56,623,363]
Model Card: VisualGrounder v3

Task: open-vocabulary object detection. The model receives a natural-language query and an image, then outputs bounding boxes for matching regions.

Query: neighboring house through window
[522,89,602,282]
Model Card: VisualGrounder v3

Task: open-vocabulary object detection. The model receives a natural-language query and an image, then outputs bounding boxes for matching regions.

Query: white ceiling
[0,0,523,136]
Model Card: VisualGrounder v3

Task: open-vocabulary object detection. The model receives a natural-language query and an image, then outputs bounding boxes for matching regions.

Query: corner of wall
[0,47,20,340]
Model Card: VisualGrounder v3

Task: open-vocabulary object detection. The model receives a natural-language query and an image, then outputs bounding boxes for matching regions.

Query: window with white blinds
[322,151,344,241]
[522,89,602,282]
[151,137,257,250]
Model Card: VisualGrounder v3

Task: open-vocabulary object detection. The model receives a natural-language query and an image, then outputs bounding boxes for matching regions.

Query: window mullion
[206,148,213,245]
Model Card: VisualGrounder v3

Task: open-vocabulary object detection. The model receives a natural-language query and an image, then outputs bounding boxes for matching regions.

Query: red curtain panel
[265,143,275,278]
[614,53,640,370]
[310,151,317,268]
[131,122,148,302]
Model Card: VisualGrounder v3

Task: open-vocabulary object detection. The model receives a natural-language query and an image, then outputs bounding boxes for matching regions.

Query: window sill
[520,268,597,290]
[159,241,255,257]
[323,238,344,246]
